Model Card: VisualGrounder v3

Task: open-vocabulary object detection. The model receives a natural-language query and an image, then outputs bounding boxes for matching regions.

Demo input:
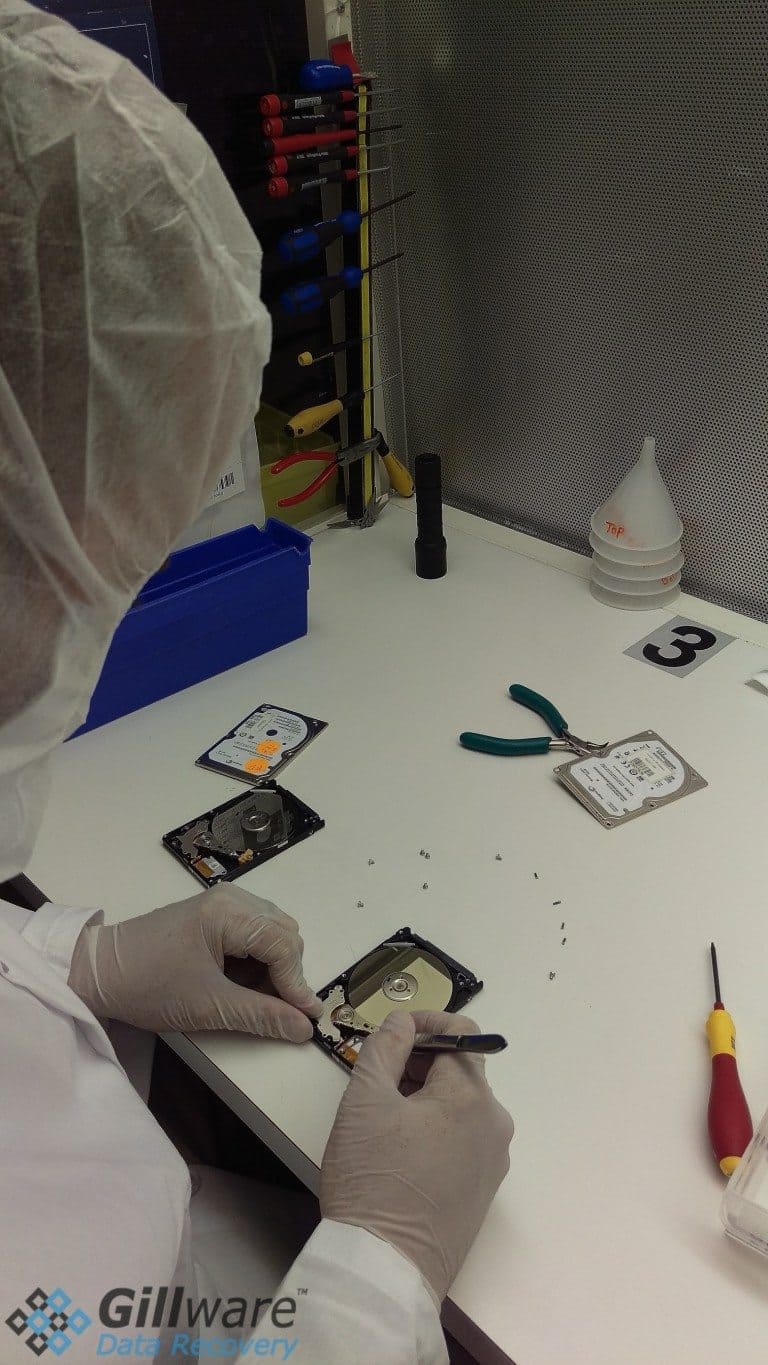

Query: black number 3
[643,626,718,668]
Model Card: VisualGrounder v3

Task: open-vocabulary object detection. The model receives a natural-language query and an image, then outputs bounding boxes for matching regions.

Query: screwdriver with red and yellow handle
[707,943,753,1175]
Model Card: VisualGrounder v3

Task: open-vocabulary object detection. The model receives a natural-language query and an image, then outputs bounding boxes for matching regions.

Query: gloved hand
[68,885,322,1041]
[320,1009,514,1302]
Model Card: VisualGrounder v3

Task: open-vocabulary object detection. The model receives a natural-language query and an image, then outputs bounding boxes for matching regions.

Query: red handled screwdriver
[267,136,401,177]
[259,87,395,116]
[267,146,360,177]
[268,165,389,200]
[262,110,376,138]
[262,109,398,139]
[707,943,753,1175]
[258,124,399,158]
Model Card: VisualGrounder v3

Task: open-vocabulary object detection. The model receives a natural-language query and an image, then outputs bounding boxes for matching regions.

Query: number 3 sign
[625,617,735,677]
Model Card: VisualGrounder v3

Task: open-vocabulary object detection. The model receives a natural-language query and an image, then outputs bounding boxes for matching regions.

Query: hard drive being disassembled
[163,781,324,887]
[314,928,482,1071]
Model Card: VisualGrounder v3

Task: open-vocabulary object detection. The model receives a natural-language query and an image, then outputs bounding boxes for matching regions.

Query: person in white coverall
[0,3,514,1362]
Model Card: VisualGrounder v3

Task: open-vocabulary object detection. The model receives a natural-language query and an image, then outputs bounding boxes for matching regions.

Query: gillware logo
[5,1285,302,1359]
[5,1287,92,1356]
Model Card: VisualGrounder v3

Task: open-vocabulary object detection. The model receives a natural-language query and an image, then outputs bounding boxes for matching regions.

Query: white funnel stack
[589,437,683,610]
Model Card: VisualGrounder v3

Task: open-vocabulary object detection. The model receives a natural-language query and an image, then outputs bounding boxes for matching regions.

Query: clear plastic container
[591,562,681,595]
[721,1108,768,1257]
[589,528,682,564]
[589,574,681,611]
[591,436,683,551]
[592,547,684,580]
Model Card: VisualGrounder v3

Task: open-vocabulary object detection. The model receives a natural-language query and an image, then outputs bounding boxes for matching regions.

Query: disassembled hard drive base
[163,781,324,886]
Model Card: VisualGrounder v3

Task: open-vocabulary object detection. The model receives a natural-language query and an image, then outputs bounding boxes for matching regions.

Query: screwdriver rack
[338,40,374,522]
[256,42,405,525]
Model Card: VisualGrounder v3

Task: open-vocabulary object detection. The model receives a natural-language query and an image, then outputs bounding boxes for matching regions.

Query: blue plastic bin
[74,520,312,736]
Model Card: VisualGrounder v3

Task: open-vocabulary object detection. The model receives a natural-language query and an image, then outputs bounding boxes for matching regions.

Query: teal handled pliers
[459,684,608,758]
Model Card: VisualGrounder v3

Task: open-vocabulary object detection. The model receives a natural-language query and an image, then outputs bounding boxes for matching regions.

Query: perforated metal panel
[353,1,768,619]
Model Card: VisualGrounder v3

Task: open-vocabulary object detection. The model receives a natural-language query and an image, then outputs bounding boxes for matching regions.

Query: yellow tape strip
[357,84,374,505]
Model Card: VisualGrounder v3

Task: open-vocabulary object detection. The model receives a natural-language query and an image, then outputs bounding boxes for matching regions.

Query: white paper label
[567,737,688,818]
[205,450,246,507]
[625,617,735,677]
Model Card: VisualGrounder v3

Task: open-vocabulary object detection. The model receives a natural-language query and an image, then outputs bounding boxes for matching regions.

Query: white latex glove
[68,886,322,1041]
[320,1009,515,1303]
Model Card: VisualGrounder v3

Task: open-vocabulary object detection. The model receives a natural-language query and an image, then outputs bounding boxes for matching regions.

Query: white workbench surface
[27,503,768,1365]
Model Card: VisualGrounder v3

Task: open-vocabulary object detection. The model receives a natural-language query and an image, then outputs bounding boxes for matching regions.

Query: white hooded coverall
[0,3,447,1359]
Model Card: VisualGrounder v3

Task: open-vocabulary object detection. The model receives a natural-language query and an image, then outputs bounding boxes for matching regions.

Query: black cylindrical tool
[414,453,447,578]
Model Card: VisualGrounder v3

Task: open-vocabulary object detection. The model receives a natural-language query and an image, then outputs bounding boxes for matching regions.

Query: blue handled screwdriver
[299,59,377,92]
[278,191,414,264]
[280,251,403,317]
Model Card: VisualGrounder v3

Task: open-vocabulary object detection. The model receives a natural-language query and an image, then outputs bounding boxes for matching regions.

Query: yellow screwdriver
[297,333,375,367]
[285,376,396,438]
[376,432,414,498]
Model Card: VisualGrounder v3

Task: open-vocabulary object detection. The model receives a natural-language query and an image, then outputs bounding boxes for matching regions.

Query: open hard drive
[163,781,323,887]
[314,928,482,1071]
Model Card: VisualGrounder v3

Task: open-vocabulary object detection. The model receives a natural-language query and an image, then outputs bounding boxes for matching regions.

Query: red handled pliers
[270,433,381,508]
